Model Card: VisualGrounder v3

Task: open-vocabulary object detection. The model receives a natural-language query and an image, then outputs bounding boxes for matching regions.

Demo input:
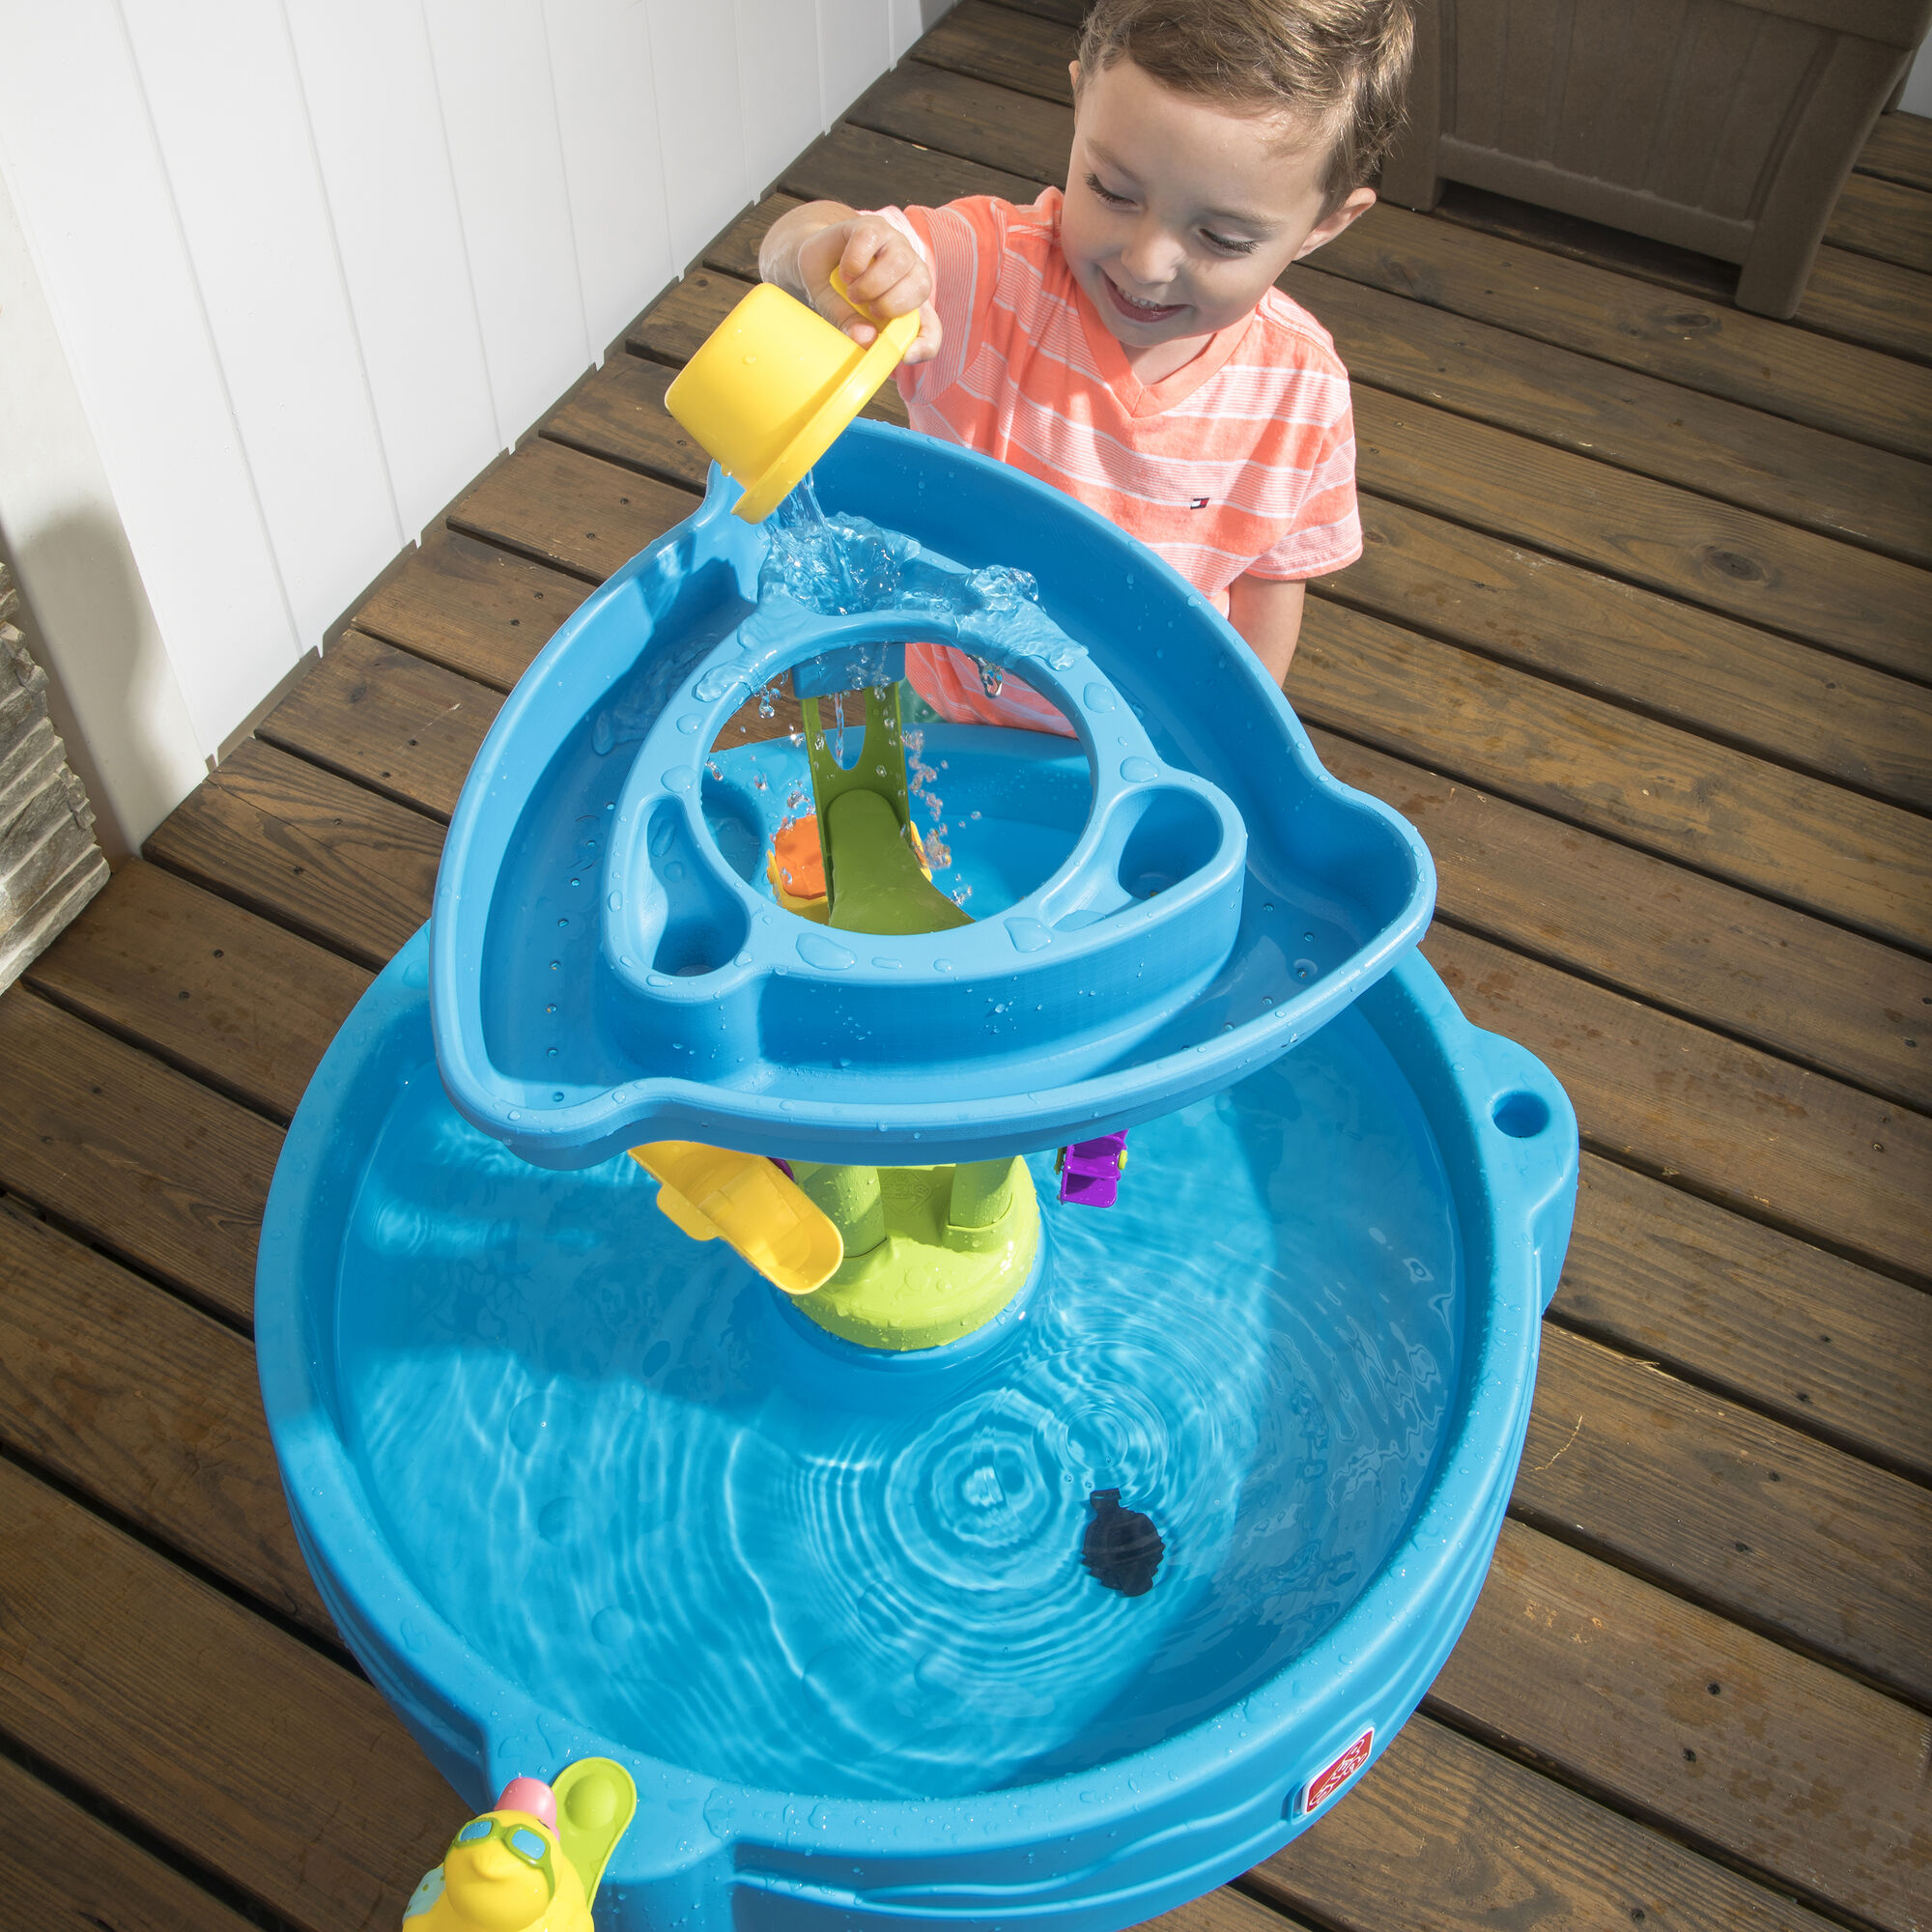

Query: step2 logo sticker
[1299,1725,1375,1814]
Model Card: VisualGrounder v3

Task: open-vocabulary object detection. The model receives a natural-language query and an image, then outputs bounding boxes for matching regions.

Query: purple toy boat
[1057,1131,1128,1208]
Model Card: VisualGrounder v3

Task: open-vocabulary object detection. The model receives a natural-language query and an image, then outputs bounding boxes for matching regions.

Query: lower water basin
[336,1001,1460,1802]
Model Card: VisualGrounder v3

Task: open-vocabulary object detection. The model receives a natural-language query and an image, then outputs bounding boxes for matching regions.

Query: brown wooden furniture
[1381,0,1932,315]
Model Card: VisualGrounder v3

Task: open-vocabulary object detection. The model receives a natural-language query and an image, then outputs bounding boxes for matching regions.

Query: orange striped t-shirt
[878,188,1362,733]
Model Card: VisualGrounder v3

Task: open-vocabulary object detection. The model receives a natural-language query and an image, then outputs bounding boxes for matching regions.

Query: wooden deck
[4,5,1928,1927]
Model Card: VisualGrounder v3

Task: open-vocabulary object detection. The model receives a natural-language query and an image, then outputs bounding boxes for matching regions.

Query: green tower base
[787,1156,1039,1350]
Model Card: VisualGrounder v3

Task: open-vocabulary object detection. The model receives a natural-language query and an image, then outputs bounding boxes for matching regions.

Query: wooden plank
[1797,245,1932,364]
[1291,264,1932,569]
[779,119,1044,214]
[0,1455,461,1932]
[1557,1153,1932,1485]
[0,1749,265,1932]
[260,630,502,825]
[1322,497,1932,813]
[1421,924,1932,1286]
[446,436,697,583]
[702,191,804,280]
[24,858,369,1122]
[1322,202,1932,458]
[1350,386,1932,683]
[1860,110,1932,192]
[1430,1521,1931,1932]
[546,351,710,491]
[1519,1325,1932,1703]
[1292,601,1932,956]
[0,988,272,1324]
[848,58,1069,189]
[1825,170,1932,274]
[1305,726,1931,1116]
[1253,1708,1839,1932]
[912,0,1078,105]
[625,268,747,366]
[0,1204,328,1636]
[144,738,441,973]
[352,526,590,695]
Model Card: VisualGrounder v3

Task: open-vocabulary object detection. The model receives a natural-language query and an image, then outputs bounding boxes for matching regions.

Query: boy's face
[1061,58,1375,362]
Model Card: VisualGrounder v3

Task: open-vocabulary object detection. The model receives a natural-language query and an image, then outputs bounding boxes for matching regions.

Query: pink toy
[495,1776,557,1829]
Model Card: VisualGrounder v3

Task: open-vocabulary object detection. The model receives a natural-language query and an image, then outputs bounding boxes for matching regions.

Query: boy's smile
[1061,57,1376,384]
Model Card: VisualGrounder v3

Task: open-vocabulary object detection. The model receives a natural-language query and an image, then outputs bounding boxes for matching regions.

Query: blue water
[334,1009,1461,1800]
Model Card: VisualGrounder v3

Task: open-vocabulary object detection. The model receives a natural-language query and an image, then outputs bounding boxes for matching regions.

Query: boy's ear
[1293,186,1377,261]
[1068,59,1082,96]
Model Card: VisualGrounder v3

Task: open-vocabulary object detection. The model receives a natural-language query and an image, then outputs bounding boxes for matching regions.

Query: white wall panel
[424,0,592,442]
[546,0,678,352]
[120,0,403,649]
[736,0,827,197]
[645,0,752,268]
[891,0,952,61]
[819,0,893,124]
[0,0,298,756]
[285,0,502,536]
[0,0,952,833]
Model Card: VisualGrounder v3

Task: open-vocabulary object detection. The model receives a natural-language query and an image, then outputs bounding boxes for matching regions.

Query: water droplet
[675,714,703,733]
[663,767,696,793]
[608,892,623,911]
[797,932,857,970]
[1294,958,1317,980]
[647,973,672,988]
[934,958,955,973]
[1006,916,1051,952]
[507,1109,521,1120]
[694,665,747,703]
[871,956,903,970]
[1120,756,1159,782]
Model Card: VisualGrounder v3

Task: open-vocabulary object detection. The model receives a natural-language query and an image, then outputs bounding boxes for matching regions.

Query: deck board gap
[1499,1495,1932,1717]
[1566,1140,1931,1298]
[1539,1308,1932,1492]
[1422,903,1932,1121]
[1310,577,1932,818]
[0,1436,356,1682]
[1303,714,1932,972]
[0,1727,306,1932]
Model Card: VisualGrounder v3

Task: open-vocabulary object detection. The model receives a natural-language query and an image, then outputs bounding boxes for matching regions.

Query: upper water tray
[431,421,1434,1168]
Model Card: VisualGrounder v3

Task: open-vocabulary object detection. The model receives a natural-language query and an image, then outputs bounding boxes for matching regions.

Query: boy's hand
[796,214,942,364]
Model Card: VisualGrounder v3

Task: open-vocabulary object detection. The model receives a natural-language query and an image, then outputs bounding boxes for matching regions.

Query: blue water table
[257,283,1576,1930]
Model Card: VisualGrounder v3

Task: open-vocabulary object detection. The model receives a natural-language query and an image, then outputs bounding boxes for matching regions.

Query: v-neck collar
[1068,261,1255,420]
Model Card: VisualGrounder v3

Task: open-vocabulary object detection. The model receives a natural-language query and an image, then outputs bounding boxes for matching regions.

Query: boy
[758,0,1411,729]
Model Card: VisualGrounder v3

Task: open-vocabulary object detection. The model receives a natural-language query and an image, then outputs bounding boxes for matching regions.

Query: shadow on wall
[0,509,207,862]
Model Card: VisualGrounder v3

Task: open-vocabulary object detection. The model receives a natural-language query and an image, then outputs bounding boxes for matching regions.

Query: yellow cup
[665,270,921,523]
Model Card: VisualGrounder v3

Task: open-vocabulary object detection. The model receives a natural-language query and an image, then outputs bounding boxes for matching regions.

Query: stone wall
[1,562,108,991]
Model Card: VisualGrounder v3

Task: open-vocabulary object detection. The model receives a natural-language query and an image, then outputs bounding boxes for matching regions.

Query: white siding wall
[0,0,955,850]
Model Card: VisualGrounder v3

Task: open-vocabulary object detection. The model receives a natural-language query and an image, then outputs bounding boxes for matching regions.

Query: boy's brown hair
[1076,0,1414,210]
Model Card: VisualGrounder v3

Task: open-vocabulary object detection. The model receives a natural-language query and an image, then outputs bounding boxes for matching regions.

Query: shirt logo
[1188,496,1210,510]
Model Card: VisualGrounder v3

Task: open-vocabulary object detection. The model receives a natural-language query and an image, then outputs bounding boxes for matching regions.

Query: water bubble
[797,933,857,970]
[1120,757,1159,782]
[675,714,703,733]
[934,958,955,973]
[663,767,696,794]
[608,892,623,911]
[1084,683,1118,713]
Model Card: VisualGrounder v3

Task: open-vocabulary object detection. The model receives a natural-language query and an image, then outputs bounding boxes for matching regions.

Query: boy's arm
[1226,576,1307,685]
[759,200,941,363]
